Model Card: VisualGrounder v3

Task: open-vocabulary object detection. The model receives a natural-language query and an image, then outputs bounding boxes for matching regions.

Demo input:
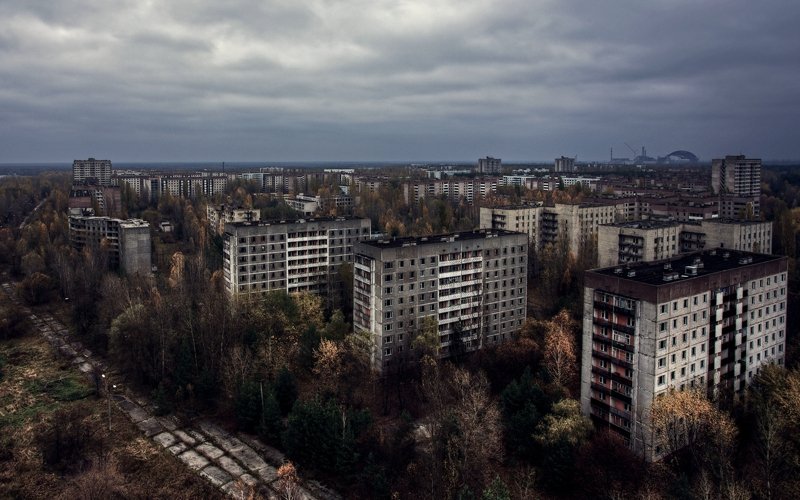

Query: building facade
[711,155,761,218]
[597,219,773,267]
[207,204,262,236]
[480,202,616,257]
[477,157,501,175]
[222,217,371,296]
[68,216,151,275]
[581,250,788,460]
[554,156,576,173]
[73,158,112,186]
[353,229,527,372]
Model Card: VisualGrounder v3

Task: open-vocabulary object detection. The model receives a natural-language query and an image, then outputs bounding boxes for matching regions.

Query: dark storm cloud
[0,0,798,162]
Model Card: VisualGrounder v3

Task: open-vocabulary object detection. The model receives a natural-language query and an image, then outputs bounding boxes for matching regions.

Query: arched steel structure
[664,150,699,162]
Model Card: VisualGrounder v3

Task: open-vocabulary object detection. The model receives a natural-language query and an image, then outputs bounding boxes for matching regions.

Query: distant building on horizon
[477,156,501,175]
[711,155,761,218]
[554,156,577,173]
[73,158,112,187]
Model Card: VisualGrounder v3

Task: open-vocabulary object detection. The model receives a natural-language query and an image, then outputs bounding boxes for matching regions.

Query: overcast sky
[1,0,798,163]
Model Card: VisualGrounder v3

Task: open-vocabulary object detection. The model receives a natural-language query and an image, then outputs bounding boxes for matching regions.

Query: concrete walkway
[1,282,340,500]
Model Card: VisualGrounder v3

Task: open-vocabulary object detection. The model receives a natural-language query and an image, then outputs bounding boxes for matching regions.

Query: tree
[542,309,577,390]
[747,365,800,498]
[481,476,511,500]
[500,367,549,461]
[0,302,29,340]
[534,398,592,492]
[274,366,298,416]
[412,315,440,359]
[649,387,737,487]
[17,271,54,305]
[259,389,284,446]
[283,397,370,475]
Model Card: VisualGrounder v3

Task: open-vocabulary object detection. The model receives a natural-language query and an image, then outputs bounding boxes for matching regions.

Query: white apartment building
[222,216,371,296]
[581,250,788,460]
[353,229,528,372]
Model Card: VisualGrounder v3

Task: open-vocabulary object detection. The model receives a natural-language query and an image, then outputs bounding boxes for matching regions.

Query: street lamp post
[102,374,115,431]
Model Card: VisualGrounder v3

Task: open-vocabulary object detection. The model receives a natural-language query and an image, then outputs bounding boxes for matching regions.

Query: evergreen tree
[274,367,298,416]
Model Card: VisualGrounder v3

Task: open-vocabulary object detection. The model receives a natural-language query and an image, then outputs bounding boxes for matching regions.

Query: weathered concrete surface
[137,417,165,437]
[153,432,177,448]
[217,455,246,478]
[200,465,233,487]
[196,443,225,460]
[178,450,210,471]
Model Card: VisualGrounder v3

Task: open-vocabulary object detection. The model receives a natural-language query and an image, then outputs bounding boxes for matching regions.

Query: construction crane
[624,142,638,157]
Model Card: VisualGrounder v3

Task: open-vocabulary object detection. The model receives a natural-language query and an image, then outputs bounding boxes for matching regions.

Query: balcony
[593,318,635,335]
[593,350,633,369]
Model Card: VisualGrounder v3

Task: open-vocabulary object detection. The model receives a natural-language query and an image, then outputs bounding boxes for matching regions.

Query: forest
[1,167,799,499]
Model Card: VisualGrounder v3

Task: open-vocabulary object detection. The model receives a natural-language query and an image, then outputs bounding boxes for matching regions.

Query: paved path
[1,281,340,500]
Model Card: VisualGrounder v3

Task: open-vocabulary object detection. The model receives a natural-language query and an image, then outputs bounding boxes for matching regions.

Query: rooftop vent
[626,270,637,278]
[614,267,623,275]
[685,265,698,276]
[738,256,753,265]
[664,263,672,271]
[663,272,680,282]
[723,252,730,259]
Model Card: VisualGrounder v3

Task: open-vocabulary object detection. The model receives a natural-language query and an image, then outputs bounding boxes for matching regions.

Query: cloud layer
[1,0,798,162]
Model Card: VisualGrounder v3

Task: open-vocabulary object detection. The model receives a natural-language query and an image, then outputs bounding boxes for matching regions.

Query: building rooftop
[702,218,770,226]
[228,215,367,228]
[359,228,523,249]
[589,249,783,286]
[605,219,683,229]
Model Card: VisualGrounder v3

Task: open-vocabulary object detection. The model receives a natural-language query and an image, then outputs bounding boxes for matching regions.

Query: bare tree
[542,309,577,389]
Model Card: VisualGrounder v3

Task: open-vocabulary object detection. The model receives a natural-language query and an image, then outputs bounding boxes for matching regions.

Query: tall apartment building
[222,216,371,296]
[711,155,761,218]
[353,229,527,372]
[597,219,773,267]
[581,250,788,460]
[68,216,151,274]
[480,202,616,256]
[554,156,576,173]
[477,156,501,175]
[73,158,112,186]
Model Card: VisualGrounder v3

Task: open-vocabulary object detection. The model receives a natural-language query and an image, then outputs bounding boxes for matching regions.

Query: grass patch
[0,400,61,428]
[24,375,95,402]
